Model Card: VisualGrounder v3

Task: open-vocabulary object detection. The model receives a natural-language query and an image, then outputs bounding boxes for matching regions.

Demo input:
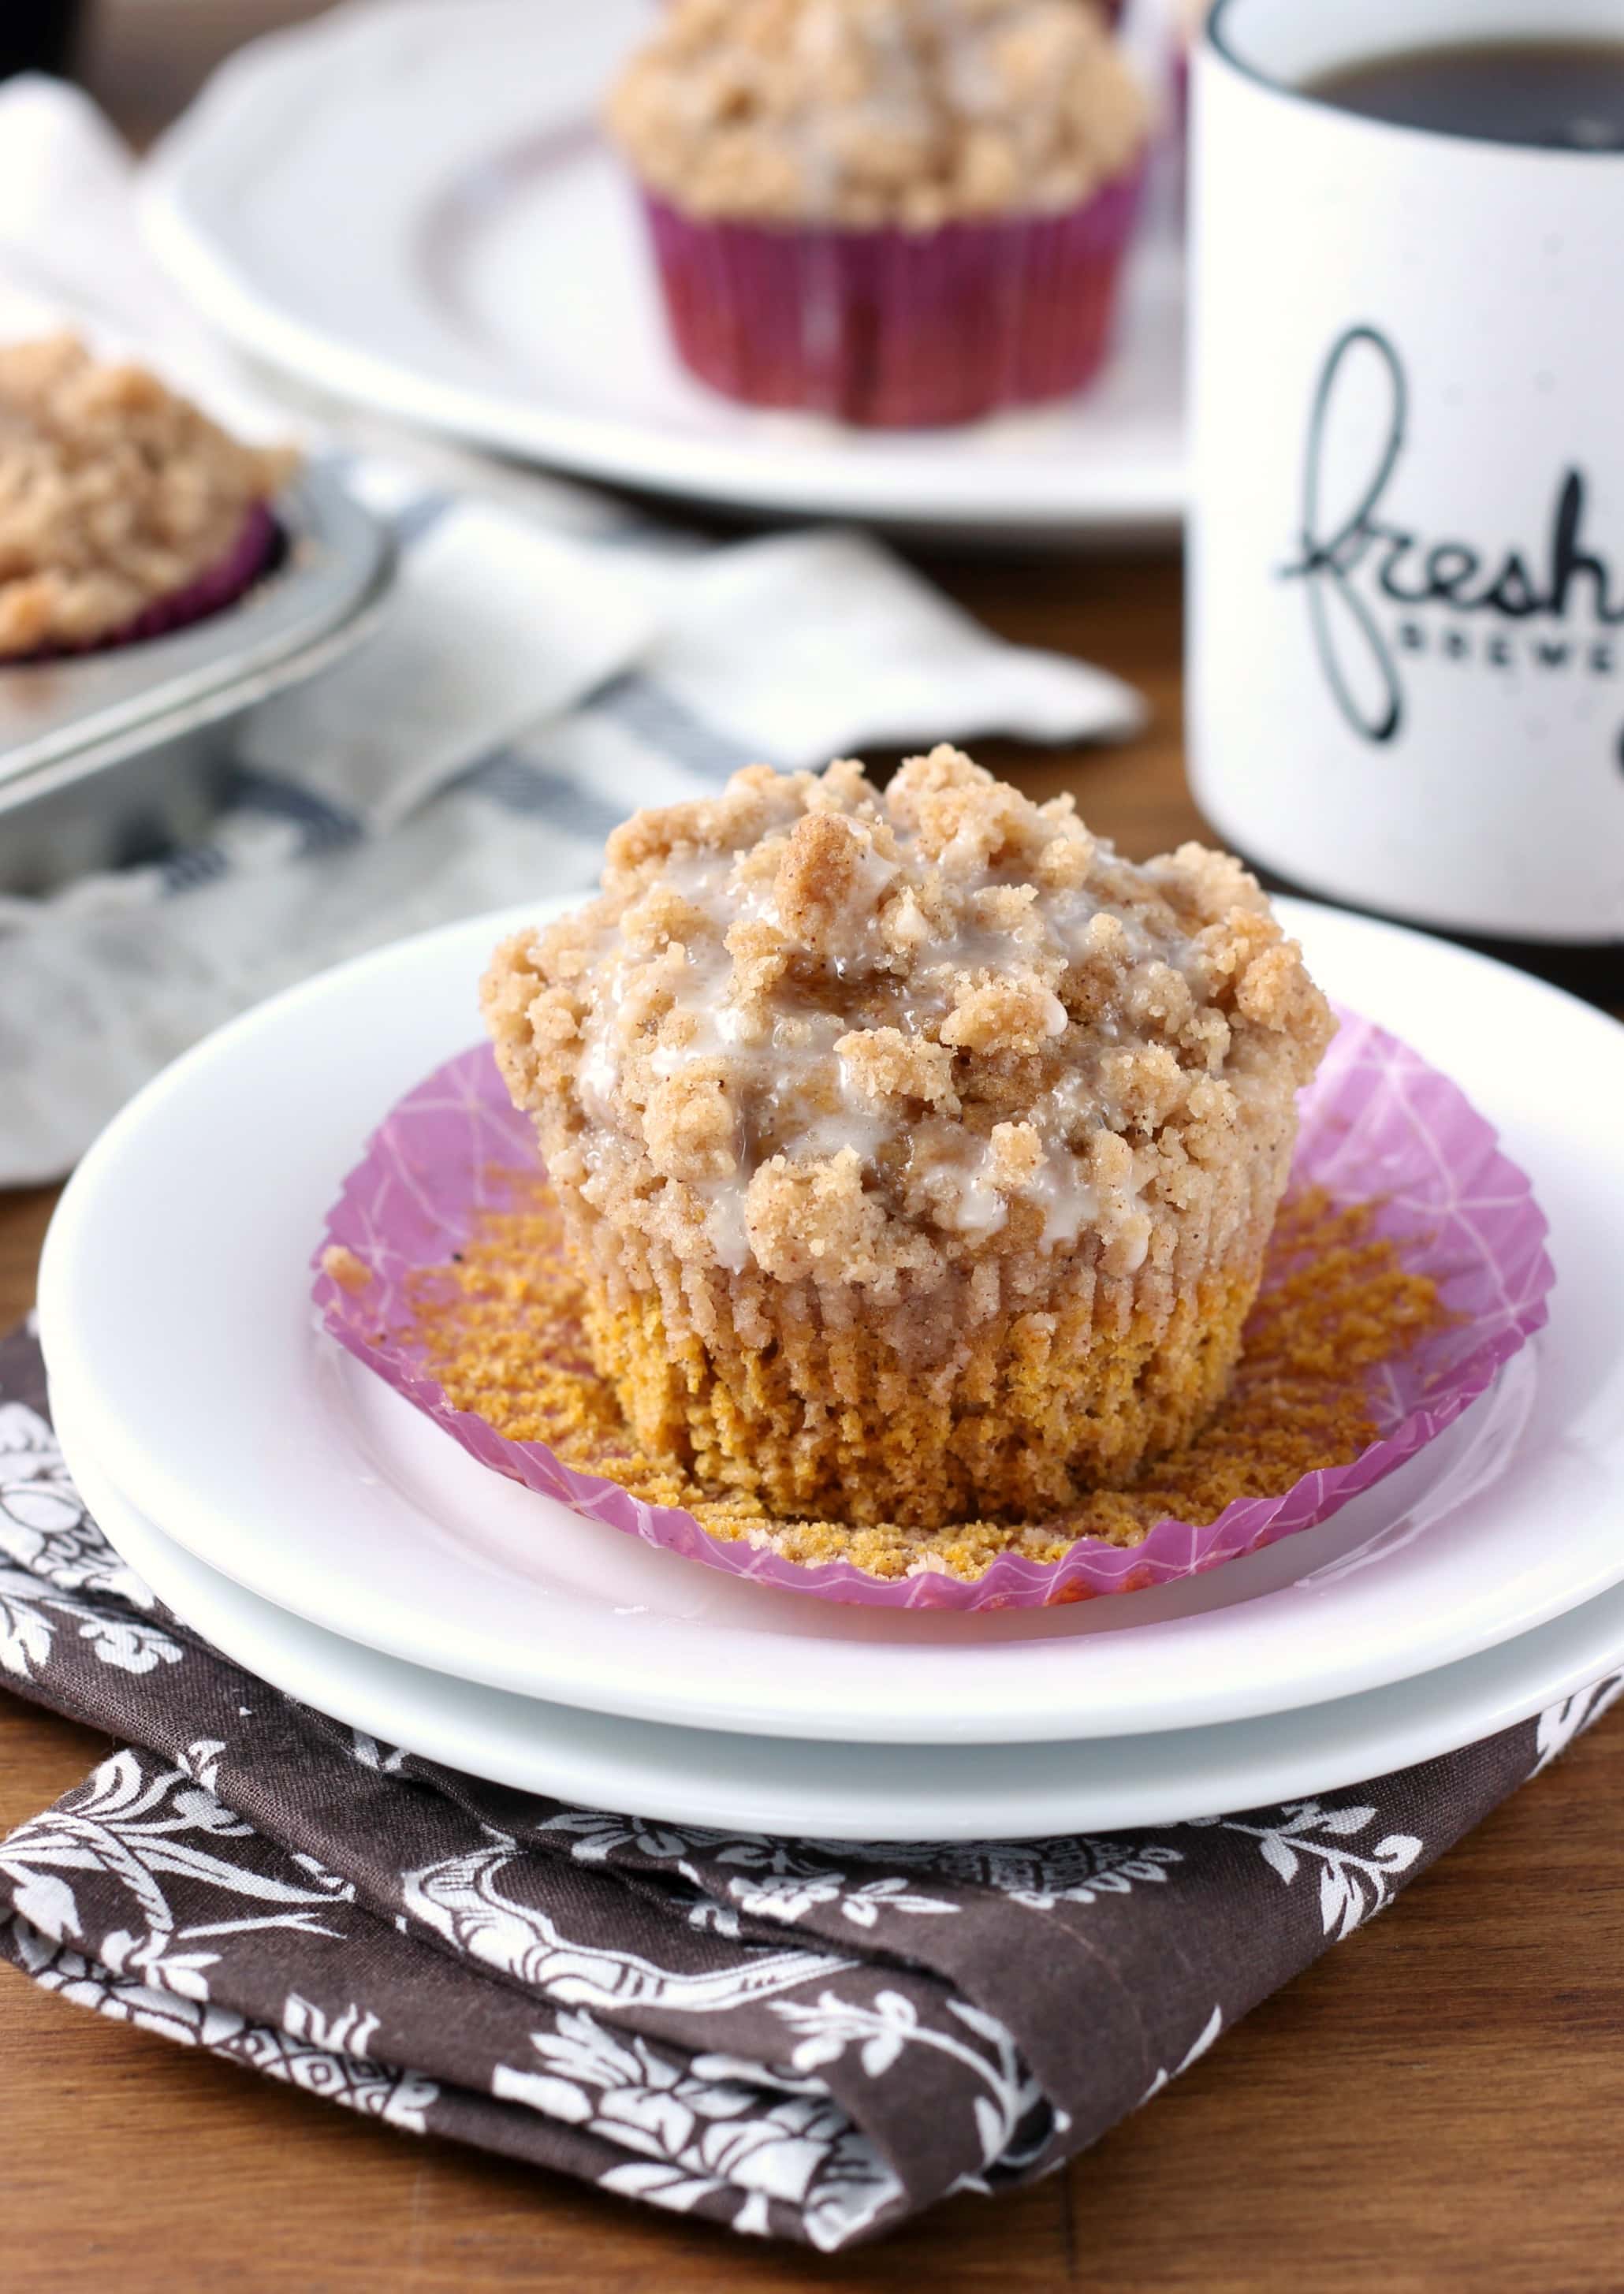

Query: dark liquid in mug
[0,0,83,79]
[1307,40,1624,151]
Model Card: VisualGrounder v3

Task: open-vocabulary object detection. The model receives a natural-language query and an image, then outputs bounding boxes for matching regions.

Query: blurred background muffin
[607,0,1151,426]
[0,333,295,659]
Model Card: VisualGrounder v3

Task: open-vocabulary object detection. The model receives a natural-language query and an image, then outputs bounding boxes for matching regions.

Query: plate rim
[35,896,1624,1747]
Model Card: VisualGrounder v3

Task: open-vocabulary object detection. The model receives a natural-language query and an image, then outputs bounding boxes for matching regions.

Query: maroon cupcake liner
[20,499,281,664]
[112,499,281,646]
[641,167,1144,427]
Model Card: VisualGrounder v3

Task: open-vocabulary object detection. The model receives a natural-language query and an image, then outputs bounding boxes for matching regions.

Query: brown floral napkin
[1,1321,1618,2251]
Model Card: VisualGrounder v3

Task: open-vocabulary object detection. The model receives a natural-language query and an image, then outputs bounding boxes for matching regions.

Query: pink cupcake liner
[642,167,1143,427]
[313,1008,1554,1613]
[20,499,281,663]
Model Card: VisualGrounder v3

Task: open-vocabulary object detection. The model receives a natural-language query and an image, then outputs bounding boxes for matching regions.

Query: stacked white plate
[37,901,1624,1841]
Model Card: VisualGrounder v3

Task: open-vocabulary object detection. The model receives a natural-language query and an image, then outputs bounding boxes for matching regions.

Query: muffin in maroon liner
[0,334,296,661]
[90,499,283,651]
[609,0,1151,428]
[640,173,1142,426]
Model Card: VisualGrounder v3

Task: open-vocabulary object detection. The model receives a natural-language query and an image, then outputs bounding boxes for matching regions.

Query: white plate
[36,899,1624,1745]
[142,0,1185,540]
[54,1387,1624,1839]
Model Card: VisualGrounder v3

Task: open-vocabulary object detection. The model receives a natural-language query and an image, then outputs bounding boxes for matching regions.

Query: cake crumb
[321,1245,373,1295]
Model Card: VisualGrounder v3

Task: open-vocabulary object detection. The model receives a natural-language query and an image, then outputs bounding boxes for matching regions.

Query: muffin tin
[0,465,395,894]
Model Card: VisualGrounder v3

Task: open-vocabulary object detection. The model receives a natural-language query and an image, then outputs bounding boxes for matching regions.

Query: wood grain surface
[3,9,1622,2287]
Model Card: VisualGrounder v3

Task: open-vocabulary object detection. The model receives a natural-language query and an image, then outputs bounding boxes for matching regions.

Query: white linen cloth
[0,77,1144,1186]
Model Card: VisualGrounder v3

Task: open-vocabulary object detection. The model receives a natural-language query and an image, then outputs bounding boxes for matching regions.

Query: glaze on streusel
[483,748,1334,1528]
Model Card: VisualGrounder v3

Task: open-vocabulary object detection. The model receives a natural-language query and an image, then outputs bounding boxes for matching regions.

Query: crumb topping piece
[0,334,296,658]
[607,0,1150,229]
[320,1244,374,1295]
[482,747,1335,1292]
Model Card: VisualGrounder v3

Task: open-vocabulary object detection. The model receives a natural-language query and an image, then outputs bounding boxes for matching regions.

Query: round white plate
[36,899,1624,1745]
[54,1387,1624,1839]
[142,0,1185,539]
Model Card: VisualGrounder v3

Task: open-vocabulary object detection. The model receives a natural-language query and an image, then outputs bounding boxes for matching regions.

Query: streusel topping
[0,334,296,658]
[607,0,1150,229]
[483,748,1334,1295]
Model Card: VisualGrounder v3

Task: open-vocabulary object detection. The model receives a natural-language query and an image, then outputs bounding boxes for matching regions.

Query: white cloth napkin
[0,76,1144,1186]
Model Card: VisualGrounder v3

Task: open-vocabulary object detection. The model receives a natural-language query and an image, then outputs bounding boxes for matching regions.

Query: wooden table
[5,9,1623,2288]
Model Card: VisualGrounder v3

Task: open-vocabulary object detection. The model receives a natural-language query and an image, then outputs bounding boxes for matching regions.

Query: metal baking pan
[0,464,396,893]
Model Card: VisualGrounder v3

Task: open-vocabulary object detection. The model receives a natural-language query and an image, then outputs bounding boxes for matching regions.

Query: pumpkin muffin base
[580,1250,1259,1529]
[385,1185,1442,1585]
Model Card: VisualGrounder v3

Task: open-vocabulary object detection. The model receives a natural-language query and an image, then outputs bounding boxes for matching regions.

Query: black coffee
[0,0,83,80]
[1307,40,1624,151]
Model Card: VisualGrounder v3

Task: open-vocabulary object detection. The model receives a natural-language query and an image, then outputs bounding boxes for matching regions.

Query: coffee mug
[1188,0,1624,949]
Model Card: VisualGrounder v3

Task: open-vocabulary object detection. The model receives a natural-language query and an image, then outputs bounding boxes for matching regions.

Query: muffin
[0,334,296,662]
[482,747,1334,1532]
[606,0,1151,426]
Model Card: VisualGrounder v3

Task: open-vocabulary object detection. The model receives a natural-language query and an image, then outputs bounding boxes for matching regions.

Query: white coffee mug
[1189,0,1624,945]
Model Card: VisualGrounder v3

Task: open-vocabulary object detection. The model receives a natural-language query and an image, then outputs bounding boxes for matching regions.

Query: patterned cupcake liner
[313,1009,1554,1613]
[640,168,1144,427]
[19,499,281,662]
